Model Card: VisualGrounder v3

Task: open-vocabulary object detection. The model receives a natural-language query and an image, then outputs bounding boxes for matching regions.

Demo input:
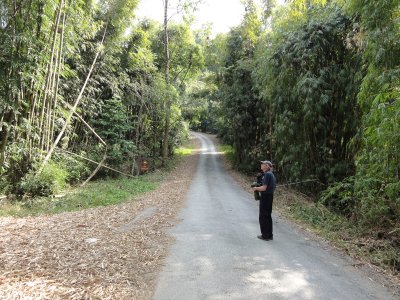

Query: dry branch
[81,152,108,187]
[60,99,107,146]
[55,148,135,178]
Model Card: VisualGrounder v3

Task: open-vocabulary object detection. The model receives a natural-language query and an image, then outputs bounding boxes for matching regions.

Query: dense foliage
[216,1,263,169]
[259,5,361,186]
[347,0,400,228]
[0,0,202,196]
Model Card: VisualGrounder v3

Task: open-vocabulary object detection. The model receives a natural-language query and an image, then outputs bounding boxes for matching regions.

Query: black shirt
[262,171,276,194]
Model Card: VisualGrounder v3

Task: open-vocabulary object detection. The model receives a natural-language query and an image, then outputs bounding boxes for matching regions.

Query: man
[252,160,276,241]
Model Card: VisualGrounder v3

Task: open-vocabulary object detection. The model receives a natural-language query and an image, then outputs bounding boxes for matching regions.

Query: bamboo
[59,99,107,146]
[39,0,63,151]
[46,1,66,152]
[0,123,10,167]
[81,152,107,187]
[44,87,52,151]
[38,23,108,174]
[27,78,38,154]
[50,10,67,145]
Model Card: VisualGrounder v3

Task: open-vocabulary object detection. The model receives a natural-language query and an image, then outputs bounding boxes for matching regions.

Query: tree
[213,0,264,171]
[145,1,203,164]
[261,4,361,186]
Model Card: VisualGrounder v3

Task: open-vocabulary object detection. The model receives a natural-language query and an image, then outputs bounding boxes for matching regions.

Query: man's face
[260,164,269,172]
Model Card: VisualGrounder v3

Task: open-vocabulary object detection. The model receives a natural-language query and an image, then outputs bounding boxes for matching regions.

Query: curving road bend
[153,132,396,300]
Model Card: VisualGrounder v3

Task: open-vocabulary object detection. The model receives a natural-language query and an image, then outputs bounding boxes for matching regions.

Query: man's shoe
[257,235,273,241]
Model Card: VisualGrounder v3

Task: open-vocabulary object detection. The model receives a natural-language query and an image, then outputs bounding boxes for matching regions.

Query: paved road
[153,133,395,300]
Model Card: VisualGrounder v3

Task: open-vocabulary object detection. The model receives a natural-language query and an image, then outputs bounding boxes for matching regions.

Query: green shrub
[356,190,394,228]
[170,119,190,154]
[59,154,90,184]
[354,175,399,228]
[5,143,33,187]
[107,141,136,167]
[16,161,68,198]
[319,176,358,217]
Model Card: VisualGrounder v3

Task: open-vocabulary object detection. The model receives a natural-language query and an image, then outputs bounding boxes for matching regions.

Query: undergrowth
[0,175,156,218]
[218,144,235,164]
[0,138,196,217]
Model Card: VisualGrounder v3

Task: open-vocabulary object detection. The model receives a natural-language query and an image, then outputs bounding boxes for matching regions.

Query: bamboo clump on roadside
[30,17,133,183]
[38,22,108,174]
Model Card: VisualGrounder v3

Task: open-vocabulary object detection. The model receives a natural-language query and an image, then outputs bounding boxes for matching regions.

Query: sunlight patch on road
[198,234,213,241]
[200,151,224,155]
[246,268,314,298]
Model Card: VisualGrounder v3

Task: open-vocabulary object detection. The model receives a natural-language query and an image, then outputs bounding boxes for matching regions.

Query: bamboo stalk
[44,88,52,152]
[81,151,107,187]
[47,1,65,152]
[59,99,107,146]
[26,78,38,155]
[38,23,108,174]
[162,0,171,166]
[0,124,10,168]
[50,10,67,145]
[39,0,63,151]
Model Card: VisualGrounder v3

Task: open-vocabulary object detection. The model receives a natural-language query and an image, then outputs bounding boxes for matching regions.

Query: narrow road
[153,133,395,300]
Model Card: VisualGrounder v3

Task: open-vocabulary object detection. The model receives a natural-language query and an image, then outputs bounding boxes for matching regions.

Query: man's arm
[254,185,267,192]
[254,173,271,192]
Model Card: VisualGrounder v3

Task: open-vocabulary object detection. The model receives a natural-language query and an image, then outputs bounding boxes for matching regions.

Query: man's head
[260,160,273,172]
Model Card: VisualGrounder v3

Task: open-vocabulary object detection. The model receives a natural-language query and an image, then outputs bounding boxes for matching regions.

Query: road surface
[153,133,395,300]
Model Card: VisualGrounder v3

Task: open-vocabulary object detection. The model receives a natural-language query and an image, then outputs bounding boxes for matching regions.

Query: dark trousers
[259,193,273,238]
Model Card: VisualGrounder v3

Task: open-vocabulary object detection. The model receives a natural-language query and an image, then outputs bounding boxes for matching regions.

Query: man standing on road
[252,160,276,241]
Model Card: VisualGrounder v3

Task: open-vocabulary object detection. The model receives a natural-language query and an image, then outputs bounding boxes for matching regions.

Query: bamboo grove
[195,1,399,241]
[0,0,203,196]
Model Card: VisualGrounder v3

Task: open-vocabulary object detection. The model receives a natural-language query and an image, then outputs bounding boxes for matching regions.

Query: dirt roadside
[0,136,201,300]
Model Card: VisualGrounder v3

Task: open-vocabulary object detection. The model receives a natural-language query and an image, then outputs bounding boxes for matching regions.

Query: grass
[0,176,156,217]
[218,144,235,164]
[174,146,193,156]
[0,138,198,218]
